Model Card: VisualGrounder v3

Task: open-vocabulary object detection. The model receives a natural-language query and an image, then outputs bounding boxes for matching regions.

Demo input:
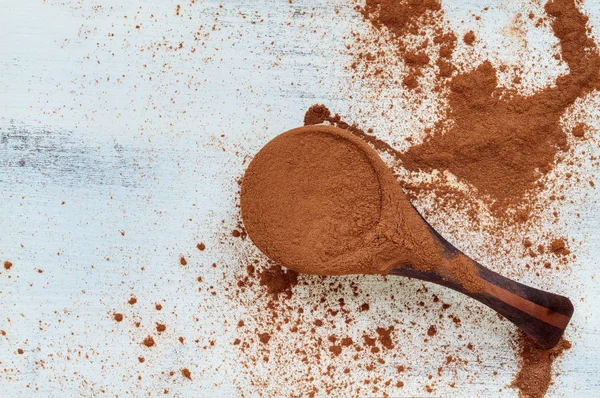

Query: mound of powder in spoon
[241,125,482,292]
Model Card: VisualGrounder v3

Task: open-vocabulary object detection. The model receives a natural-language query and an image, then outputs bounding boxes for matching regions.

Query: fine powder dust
[241,125,483,291]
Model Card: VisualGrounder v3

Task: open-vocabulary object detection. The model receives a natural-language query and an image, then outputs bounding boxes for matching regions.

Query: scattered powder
[512,332,572,398]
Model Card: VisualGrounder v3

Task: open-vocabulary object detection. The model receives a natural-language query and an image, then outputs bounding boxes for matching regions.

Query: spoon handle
[390,261,573,349]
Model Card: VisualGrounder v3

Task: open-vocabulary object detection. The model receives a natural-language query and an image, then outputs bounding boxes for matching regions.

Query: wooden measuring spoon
[241,125,573,349]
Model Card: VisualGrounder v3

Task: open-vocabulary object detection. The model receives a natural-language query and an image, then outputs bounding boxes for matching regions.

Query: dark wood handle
[389,210,574,349]
[389,262,573,349]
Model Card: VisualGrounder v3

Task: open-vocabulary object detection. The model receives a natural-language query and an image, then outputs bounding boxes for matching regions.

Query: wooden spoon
[241,125,573,349]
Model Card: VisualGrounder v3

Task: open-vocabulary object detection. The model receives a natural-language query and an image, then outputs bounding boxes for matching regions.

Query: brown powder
[258,332,271,344]
[3,261,12,270]
[196,242,206,251]
[463,30,475,45]
[571,123,586,138]
[156,323,166,333]
[549,238,570,256]
[427,325,437,337]
[128,297,137,305]
[399,0,600,213]
[258,263,299,299]
[142,336,155,347]
[180,256,187,266]
[375,326,395,349]
[113,313,124,322]
[241,125,482,291]
[512,332,571,398]
[181,368,192,380]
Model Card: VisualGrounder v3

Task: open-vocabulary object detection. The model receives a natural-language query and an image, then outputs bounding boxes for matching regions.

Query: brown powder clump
[463,30,475,45]
[180,256,187,266]
[375,326,395,349]
[400,0,600,213]
[113,313,124,322]
[156,323,166,333]
[258,332,271,344]
[571,123,586,138]
[427,325,437,337]
[196,242,206,251]
[512,332,572,398]
[258,264,299,299]
[142,336,155,347]
[181,368,192,380]
[549,238,570,256]
[3,261,12,270]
